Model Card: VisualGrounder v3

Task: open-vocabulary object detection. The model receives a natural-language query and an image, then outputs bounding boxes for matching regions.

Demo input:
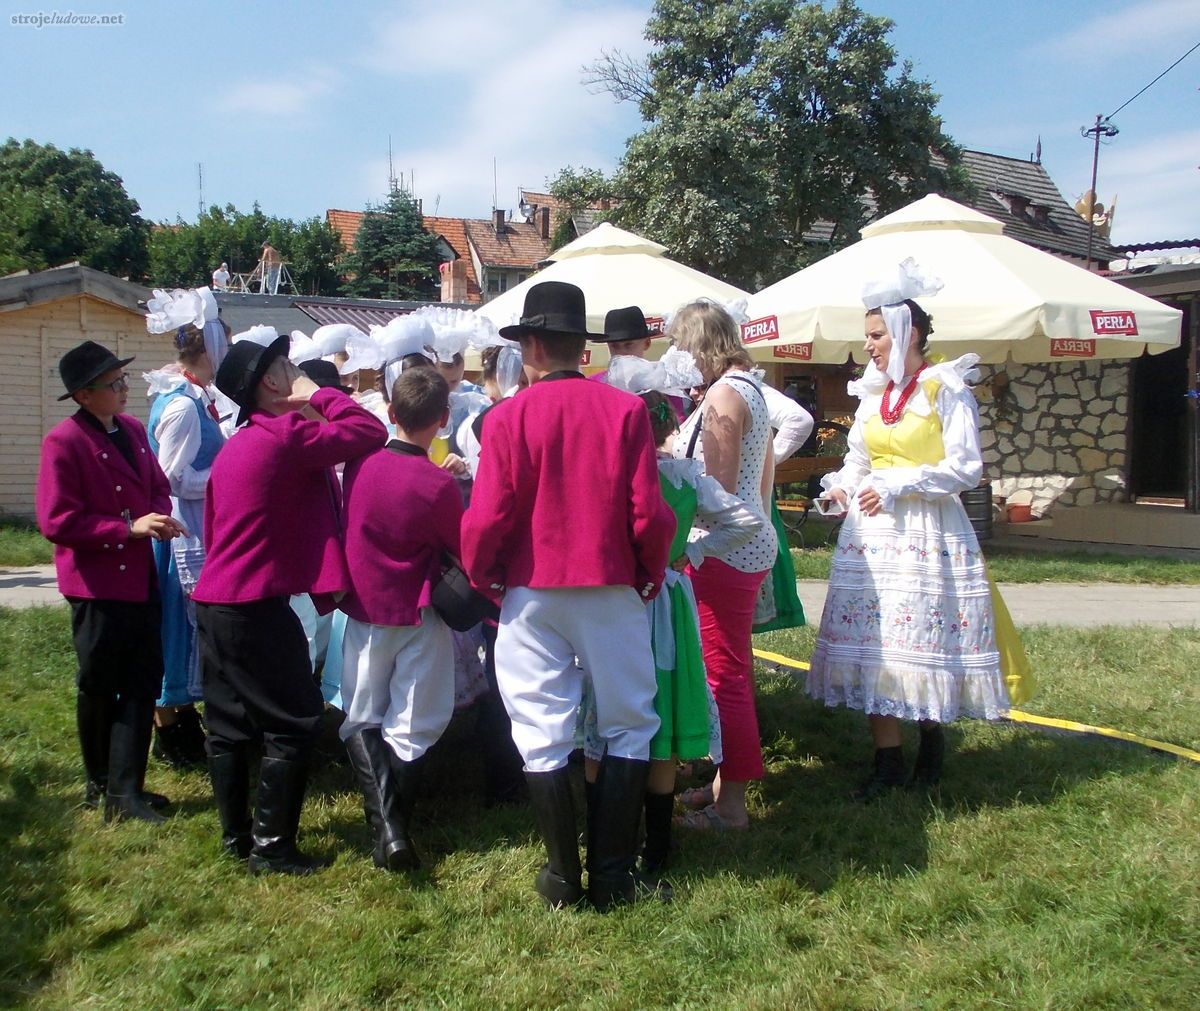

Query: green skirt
[752,493,807,634]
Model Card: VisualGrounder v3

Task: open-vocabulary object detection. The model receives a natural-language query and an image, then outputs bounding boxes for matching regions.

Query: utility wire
[1106,40,1200,120]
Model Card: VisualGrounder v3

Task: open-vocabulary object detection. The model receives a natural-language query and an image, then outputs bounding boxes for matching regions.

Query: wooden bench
[773,454,846,544]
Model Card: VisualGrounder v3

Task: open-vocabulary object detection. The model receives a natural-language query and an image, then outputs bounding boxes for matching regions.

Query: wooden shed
[0,265,158,519]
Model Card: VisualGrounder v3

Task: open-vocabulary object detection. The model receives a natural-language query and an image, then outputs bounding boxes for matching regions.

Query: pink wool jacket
[339,441,464,627]
[36,411,173,602]
[461,372,675,600]
[192,387,386,608]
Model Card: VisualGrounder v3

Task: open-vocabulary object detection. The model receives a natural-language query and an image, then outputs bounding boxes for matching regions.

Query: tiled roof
[463,218,552,268]
[957,150,1117,262]
[324,208,482,304]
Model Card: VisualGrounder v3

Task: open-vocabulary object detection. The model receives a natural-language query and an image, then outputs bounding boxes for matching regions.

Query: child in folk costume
[462,282,676,911]
[808,260,1031,798]
[37,341,186,823]
[337,368,463,871]
[580,346,764,881]
[193,332,386,874]
[142,287,228,768]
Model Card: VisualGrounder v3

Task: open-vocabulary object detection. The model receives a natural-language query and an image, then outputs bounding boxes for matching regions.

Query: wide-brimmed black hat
[57,340,135,401]
[598,305,650,344]
[216,334,291,426]
[498,281,602,340]
[299,358,353,394]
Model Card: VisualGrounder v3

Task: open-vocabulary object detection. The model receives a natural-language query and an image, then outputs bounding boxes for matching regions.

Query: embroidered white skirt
[806,492,1010,723]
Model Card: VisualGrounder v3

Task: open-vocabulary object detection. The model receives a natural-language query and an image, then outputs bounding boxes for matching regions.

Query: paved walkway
[2,565,1198,627]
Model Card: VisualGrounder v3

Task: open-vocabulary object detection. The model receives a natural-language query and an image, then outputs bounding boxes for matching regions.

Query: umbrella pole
[1187,295,1200,514]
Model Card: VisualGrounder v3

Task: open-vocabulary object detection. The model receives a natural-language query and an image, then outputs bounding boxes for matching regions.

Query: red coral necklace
[879,364,926,426]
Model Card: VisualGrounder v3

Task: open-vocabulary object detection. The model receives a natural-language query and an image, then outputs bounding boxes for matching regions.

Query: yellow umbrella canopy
[744,194,1183,365]
[473,222,749,369]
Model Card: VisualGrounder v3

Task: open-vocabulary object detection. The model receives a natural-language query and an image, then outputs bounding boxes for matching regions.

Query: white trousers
[339,611,454,761]
[495,585,659,773]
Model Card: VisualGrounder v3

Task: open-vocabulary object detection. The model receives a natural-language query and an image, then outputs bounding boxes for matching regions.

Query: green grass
[0,518,51,567]
[2,605,1198,1008]
[790,543,1200,585]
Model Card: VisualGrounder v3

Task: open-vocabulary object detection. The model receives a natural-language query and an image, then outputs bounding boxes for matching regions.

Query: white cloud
[1100,129,1200,241]
[354,0,650,216]
[225,70,340,118]
[1028,0,1200,61]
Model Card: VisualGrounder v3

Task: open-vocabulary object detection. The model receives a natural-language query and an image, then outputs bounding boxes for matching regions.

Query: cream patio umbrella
[743,194,1182,365]
[473,222,750,369]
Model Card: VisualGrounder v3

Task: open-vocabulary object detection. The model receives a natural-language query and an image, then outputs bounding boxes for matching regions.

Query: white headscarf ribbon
[860,258,943,385]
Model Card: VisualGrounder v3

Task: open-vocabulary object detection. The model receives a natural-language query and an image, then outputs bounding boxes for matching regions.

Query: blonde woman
[669,301,777,831]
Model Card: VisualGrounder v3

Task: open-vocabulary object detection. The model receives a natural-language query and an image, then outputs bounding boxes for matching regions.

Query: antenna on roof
[197,162,204,219]
[433,194,441,216]
[1035,135,1042,164]
[388,136,396,193]
[493,157,498,211]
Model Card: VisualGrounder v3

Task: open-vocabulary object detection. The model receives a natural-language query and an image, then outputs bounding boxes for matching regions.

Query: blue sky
[1,0,1196,245]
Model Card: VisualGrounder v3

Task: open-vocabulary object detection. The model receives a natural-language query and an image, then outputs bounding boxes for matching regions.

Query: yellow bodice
[863,379,946,470]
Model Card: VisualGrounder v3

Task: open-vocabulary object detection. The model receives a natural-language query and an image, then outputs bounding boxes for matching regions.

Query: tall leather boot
[344,729,418,871]
[587,755,655,912]
[641,792,674,875]
[910,723,945,787]
[853,745,907,802]
[104,694,167,824]
[248,756,325,876]
[77,690,113,808]
[208,748,252,859]
[524,767,583,908]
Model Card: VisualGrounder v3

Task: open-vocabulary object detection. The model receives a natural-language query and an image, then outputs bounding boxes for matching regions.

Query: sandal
[675,804,748,833]
[676,785,714,811]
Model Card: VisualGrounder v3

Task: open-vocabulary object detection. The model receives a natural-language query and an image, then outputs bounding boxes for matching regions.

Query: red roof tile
[324,208,482,304]
[463,218,551,269]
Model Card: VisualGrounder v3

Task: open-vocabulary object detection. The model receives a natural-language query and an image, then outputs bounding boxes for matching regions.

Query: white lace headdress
[860,257,943,385]
[606,347,703,396]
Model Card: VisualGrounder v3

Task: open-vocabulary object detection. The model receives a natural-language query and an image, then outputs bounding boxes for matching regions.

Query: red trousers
[689,558,767,781]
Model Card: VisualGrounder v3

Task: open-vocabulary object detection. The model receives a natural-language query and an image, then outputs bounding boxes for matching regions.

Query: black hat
[498,281,602,340]
[599,305,649,344]
[57,340,135,401]
[215,334,291,426]
[299,358,353,394]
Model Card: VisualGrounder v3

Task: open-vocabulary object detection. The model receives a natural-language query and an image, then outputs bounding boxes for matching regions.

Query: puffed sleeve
[820,418,872,499]
[761,383,814,463]
[153,395,209,499]
[861,386,983,512]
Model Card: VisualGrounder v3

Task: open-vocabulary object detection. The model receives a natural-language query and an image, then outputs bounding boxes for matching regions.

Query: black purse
[431,554,499,631]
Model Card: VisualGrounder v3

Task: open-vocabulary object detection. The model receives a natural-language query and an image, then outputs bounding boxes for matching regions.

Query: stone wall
[973,360,1129,516]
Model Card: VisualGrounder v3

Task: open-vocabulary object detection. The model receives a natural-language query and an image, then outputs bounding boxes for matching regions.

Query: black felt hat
[215,333,291,426]
[498,281,602,340]
[299,358,353,394]
[57,340,135,401]
[599,305,650,344]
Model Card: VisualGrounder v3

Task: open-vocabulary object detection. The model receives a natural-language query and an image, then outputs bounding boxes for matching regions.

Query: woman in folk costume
[669,301,778,832]
[142,287,229,768]
[582,341,763,879]
[808,259,1031,799]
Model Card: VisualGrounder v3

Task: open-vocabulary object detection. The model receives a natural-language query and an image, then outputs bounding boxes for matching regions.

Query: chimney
[493,208,505,233]
[539,206,551,240]
[440,258,468,303]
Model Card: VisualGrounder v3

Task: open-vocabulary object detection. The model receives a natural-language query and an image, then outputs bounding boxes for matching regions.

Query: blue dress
[148,384,224,706]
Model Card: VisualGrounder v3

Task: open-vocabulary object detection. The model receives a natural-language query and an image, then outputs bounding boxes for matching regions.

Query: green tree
[0,138,150,277]
[545,166,619,250]
[340,189,441,301]
[587,0,966,288]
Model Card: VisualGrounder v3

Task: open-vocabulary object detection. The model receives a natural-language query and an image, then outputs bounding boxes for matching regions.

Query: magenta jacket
[36,410,172,602]
[192,387,386,608]
[461,372,675,600]
[339,441,464,626]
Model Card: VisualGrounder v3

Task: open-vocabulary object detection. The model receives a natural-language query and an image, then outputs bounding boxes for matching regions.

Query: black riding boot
[588,755,656,911]
[247,756,324,875]
[104,694,167,824]
[640,791,674,875]
[525,767,583,908]
[208,748,252,859]
[853,745,907,802]
[77,689,113,808]
[344,729,418,871]
[910,723,945,787]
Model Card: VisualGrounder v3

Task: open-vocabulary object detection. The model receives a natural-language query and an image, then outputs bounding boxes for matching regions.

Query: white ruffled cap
[287,330,323,364]
[232,324,282,348]
[310,323,359,358]
[860,258,944,386]
[606,346,703,395]
[145,287,211,334]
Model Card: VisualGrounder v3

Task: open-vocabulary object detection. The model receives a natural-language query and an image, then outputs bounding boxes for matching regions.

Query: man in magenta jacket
[461,282,676,911]
[193,331,386,874]
[37,341,187,824]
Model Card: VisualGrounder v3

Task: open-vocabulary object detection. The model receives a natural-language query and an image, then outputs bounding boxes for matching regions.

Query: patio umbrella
[744,194,1182,365]
[474,222,750,368]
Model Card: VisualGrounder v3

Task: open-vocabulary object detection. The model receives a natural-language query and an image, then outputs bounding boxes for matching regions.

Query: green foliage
[545,166,618,251]
[0,138,150,278]
[595,0,967,287]
[1,606,1198,1007]
[146,204,343,295]
[339,189,442,301]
